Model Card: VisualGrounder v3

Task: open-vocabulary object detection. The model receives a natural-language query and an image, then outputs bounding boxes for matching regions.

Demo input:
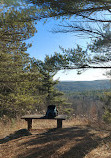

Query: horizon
[58,79,110,82]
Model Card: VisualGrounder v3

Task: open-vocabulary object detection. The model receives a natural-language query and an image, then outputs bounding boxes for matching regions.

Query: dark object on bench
[45,105,58,118]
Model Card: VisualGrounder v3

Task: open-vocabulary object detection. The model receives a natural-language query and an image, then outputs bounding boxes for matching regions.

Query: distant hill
[56,80,111,92]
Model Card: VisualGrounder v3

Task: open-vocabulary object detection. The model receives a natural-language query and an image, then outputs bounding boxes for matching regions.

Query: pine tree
[102,92,111,123]
[27,0,111,69]
[0,1,43,117]
[34,57,70,114]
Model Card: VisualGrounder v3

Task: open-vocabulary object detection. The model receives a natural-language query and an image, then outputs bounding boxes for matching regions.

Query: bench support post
[25,119,32,131]
[57,119,62,128]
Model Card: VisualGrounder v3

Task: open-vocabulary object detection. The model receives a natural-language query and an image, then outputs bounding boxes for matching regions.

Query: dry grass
[0,117,111,158]
[0,119,27,138]
[0,117,88,138]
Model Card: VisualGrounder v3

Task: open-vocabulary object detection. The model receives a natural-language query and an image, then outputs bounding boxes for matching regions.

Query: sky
[26,18,109,81]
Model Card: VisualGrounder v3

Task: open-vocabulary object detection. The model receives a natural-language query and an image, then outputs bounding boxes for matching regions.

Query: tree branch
[61,65,111,70]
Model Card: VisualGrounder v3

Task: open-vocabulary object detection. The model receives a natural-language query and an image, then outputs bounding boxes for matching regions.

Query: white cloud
[54,69,108,81]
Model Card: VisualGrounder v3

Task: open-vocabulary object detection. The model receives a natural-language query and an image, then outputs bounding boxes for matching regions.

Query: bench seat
[21,114,66,130]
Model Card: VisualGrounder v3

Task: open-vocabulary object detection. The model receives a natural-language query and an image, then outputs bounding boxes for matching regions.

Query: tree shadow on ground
[16,126,111,158]
[0,129,31,144]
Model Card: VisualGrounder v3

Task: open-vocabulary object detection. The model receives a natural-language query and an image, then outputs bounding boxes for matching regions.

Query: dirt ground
[0,119,111,158]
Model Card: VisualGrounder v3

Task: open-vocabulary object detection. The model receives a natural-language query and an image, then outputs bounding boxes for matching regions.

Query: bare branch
[61,65,111,70]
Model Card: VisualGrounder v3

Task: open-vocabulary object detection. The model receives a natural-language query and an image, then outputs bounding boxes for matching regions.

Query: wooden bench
[21,115,66,131]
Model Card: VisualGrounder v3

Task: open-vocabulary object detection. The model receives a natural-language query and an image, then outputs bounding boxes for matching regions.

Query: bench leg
[57,119,62,128]
[25,119,32,131]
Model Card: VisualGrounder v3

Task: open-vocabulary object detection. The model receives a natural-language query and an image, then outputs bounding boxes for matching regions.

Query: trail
[0,125,111,158]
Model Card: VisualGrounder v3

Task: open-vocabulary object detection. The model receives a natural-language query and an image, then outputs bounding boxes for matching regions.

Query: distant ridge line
[59,79,110,82]
[56,79,111,92]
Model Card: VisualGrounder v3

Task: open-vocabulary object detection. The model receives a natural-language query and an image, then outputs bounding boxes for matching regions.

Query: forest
[0,1,111,158]
[56,80,111,92]
[0,0,111,124]
[55,80,111,122]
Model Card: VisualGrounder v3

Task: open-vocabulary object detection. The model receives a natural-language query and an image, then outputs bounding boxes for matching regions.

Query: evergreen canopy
[26,0,111,69]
